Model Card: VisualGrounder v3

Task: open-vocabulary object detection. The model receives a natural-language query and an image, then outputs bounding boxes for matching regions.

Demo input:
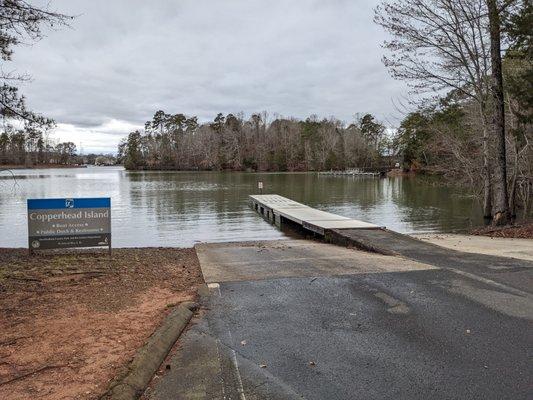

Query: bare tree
[374,0,496,218]
[0,1,72,176]
[487,0,510,224]
[0,1,72,124]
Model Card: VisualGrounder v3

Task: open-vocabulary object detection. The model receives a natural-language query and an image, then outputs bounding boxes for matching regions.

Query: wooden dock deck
[249,194,381,235]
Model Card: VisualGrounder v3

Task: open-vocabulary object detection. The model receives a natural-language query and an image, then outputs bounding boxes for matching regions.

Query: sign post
[258,181,263,194]
[27,198,111,255]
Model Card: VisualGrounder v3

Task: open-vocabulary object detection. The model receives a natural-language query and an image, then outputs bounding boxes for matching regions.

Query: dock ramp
[249,194,381,235]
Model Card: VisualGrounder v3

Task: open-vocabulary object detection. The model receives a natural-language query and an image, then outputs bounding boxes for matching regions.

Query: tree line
[0,124,119,166]
[0,1,74,167]
[118,112,392,172]
[375,0,532,224]
[0,124,79,166]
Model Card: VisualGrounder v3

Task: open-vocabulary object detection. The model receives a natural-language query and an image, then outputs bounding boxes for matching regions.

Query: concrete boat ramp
[145,195,533,400]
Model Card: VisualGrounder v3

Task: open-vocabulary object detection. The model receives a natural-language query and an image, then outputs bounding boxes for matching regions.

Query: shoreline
[0,164,89,170]
[1,221,532,251]
[469,220,533,239]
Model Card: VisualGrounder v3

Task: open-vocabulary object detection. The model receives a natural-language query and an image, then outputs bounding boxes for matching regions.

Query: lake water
[1,166,489,248]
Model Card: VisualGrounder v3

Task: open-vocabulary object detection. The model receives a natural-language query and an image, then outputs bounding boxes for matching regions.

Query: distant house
[95,156,116,166]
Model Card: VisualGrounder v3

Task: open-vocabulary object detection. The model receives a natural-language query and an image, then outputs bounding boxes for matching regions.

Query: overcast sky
[11,0,408,153]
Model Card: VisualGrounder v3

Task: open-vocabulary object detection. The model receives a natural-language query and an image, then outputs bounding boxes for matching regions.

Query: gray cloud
[10,0,408,152]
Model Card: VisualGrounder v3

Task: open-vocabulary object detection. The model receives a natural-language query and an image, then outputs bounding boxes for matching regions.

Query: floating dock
[318,169,381,177]
[249,194,381,235]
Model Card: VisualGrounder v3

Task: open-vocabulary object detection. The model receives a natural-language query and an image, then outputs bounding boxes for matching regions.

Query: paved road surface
[146,239,533,400]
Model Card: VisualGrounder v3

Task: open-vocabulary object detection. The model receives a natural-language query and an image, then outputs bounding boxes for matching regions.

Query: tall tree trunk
[508,134,518,217]
[487,0,510,225]
[507,97,520,218]
[482,132,492,219]
[508,165,517,217]
[480,104,492,219]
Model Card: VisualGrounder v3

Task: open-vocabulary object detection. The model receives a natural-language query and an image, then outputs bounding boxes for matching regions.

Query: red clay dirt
[0,248,204,400]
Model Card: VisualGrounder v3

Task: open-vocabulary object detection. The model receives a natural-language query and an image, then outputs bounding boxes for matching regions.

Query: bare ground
[0,248,204,400]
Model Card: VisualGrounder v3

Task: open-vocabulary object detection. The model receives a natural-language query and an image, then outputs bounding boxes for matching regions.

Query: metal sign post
[27,197,111,254]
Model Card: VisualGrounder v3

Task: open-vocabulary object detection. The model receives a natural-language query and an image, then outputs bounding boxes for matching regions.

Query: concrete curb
[101,301,198,400]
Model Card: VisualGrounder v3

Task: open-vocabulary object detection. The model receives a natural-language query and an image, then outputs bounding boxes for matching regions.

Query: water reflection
[0,167,519,248]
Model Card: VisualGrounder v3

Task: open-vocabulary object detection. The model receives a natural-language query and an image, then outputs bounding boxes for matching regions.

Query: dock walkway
[249,194,380,235]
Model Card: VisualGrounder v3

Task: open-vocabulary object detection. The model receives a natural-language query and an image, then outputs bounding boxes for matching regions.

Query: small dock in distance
[318,168,381,177]
[249,194,381,236]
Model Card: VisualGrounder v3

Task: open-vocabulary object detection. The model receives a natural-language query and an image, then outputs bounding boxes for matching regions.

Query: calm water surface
[1,166,487,247]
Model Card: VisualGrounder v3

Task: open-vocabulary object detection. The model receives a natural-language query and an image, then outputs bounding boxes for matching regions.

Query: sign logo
[65,198,74,208]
